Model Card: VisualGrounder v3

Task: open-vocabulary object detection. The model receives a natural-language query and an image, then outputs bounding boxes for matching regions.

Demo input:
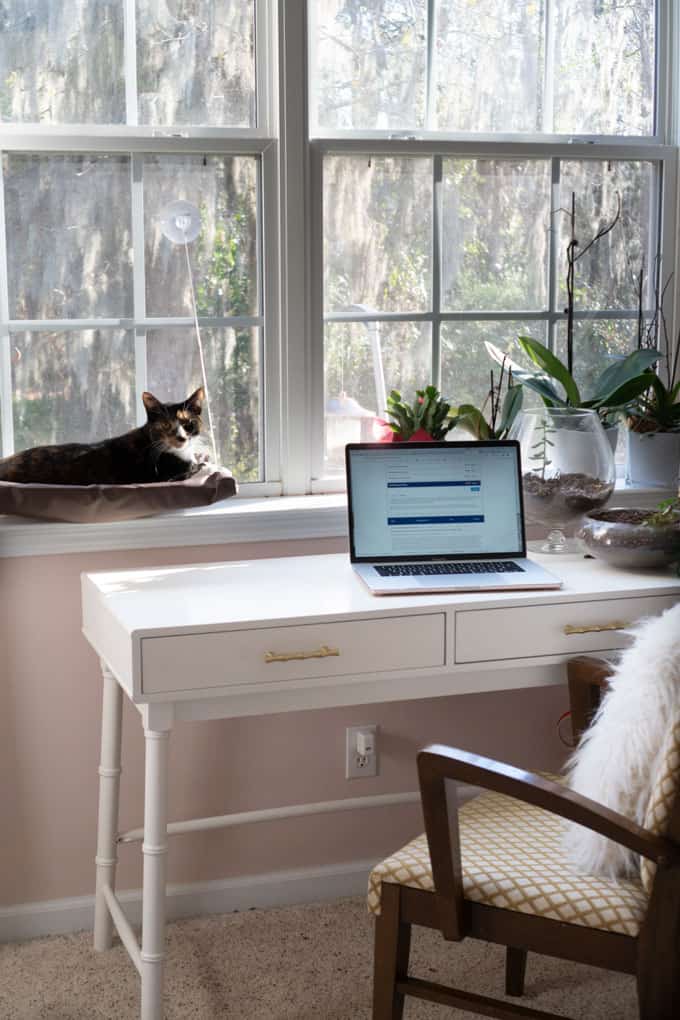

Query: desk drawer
[141,613,446,694]
[455,595,678,664]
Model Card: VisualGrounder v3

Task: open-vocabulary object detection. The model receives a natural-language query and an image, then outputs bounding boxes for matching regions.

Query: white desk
[81,551,680,1019]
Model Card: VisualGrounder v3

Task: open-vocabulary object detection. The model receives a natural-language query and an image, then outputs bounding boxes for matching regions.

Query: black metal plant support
[563,190,621,376]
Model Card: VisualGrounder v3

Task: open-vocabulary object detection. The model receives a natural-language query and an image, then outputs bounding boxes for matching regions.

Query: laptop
[345,441,562,595]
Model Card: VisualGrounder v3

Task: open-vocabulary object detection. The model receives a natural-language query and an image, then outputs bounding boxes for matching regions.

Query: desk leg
[94,662,123,952]
[140,726,170,1020]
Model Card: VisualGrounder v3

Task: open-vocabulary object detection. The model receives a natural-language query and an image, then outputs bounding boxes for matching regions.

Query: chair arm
[418,744,680,865]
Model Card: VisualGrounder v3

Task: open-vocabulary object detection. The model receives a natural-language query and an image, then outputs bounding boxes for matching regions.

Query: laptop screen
[346,441,525,562]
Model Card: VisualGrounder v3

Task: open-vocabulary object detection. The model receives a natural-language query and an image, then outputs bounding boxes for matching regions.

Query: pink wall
[0,539,569,908]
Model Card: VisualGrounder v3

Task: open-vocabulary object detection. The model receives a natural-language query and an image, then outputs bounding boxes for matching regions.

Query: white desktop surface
[83,550,680,633]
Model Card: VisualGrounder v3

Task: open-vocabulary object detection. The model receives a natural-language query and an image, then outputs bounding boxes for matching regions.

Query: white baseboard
[0,788,482,944]
[0,857,377,943]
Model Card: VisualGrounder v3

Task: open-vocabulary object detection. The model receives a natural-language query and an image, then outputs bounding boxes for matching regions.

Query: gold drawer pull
[264,644,340,663]
[563,621,629,636]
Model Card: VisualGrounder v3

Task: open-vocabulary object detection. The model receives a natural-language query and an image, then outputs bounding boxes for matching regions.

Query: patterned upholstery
[368,783,648,937]
[641,716,680,892]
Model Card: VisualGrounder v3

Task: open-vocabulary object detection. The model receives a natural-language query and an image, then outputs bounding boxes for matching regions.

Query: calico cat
[0,388,209,485]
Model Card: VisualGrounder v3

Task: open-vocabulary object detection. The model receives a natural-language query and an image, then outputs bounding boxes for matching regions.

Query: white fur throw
[563,602,680,880]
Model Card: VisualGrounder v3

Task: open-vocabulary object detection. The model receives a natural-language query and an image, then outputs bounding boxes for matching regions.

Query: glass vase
[510,408,616,553]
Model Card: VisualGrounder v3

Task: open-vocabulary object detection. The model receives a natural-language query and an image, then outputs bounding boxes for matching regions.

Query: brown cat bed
[0,467,237,523]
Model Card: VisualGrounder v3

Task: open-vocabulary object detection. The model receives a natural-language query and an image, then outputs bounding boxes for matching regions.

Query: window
[310,1,671,486]
[0,0,276,490]
[0,2,675,500]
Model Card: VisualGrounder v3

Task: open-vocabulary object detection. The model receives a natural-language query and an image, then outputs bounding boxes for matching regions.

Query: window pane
[324,156,432,314]
[311,1,656,137]
[4,154,133,319]
[442,159,551,311]
[434,1,543,133]
[147,326,261,481]
[441,320,546,413]
[558,161,656,312]
[313,0,426,131]
[137,0,256,127]
[0,1,125,123]
[324,319,431,473]
[553,0,655,136]
[11,330,135,450]
[144,155,259,318]
[555,318,640,399]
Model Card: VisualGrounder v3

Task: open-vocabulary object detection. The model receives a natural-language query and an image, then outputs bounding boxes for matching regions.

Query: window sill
[0,493,349,559]
[0,481,673,559]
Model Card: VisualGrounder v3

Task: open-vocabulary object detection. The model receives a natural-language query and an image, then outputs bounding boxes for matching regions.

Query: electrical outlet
[346,725,378,779]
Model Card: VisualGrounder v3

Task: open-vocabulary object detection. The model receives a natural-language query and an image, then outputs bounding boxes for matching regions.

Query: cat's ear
[185,387,205,414]
[142,391,163,418]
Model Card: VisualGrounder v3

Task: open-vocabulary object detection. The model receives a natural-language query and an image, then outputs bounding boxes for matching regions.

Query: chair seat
[368,784,648,937]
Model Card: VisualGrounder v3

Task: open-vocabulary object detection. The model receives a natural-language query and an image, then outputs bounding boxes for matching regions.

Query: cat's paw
[194,449,211,466]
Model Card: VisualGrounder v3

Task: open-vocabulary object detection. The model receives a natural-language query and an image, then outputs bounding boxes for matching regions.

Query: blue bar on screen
[387,480,481,488]
[387,515,485,525]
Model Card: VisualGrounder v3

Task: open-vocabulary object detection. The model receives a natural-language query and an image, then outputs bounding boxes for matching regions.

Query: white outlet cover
[346,725,378,780]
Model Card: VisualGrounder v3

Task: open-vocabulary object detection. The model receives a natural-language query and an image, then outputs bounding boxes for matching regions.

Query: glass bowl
[511,407,616,552]
[577,508,680,570]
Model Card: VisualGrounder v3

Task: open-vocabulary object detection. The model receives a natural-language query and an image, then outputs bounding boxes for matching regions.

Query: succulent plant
[384,385,456,441]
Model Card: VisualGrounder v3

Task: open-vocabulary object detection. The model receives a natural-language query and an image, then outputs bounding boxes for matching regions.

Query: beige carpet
[0,896,637,1019]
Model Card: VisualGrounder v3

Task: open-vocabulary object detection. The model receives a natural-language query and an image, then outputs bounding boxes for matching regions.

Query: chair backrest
[640,711,680,892]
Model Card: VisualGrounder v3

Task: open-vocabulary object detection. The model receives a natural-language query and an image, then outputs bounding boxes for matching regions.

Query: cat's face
[142,388,205,462]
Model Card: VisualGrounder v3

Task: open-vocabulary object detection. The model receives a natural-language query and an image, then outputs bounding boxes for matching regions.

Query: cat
[0,388,210,486]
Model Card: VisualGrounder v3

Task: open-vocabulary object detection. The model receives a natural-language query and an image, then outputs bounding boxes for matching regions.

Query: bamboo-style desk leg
[93,661,171,1020]
[94,661,123,951]
[140,726,169,1020]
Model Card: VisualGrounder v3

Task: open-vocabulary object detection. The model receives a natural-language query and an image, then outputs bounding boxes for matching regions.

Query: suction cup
[160,200,201,244]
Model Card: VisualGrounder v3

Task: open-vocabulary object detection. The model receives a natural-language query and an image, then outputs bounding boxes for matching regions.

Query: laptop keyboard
[374,561,524,577]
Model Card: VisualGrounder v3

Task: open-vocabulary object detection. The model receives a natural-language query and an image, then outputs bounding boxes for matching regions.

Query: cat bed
[0,466,237,523]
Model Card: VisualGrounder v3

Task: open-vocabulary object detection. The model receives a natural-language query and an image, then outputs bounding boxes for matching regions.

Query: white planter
[605,424,619,455]
[625,430,680,489]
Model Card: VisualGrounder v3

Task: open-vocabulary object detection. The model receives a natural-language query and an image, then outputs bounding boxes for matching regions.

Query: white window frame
[305,0,680,493]
[0,0,678,518]
[0,0,283,497]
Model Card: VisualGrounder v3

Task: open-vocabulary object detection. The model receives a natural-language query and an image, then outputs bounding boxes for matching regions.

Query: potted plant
[618,261,680,488]
[486,335,660,449]
[577,496,680,570]
[625,368,680,488]
[376,386,457,442]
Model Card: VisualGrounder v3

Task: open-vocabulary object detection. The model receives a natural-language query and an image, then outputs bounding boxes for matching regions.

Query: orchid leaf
[589,349,660,406]
[517,336,581,406]
[497,383,523,436]
[484,341,566,407]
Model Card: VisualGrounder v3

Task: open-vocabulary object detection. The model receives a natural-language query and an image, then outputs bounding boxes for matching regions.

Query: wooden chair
[370,658,680,1020]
